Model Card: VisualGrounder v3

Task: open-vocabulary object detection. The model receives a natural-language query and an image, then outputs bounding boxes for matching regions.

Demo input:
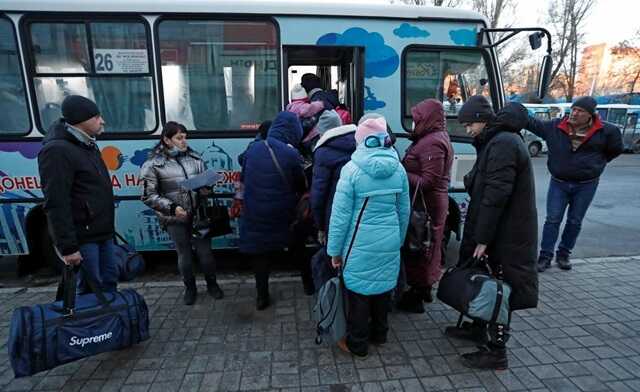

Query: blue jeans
[540,177,599,258]
[77,239,118,294]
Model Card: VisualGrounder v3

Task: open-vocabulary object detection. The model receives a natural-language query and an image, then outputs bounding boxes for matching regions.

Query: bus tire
[528,142,541,157]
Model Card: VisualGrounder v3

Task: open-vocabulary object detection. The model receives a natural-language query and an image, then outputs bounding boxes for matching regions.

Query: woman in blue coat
[327,116,410,358]
[240,112,306,310]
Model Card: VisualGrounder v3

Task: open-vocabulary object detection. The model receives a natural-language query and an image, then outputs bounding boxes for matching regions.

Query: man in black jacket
[526,97,623,271]
[38,95,117,293]
[445,96,538,370]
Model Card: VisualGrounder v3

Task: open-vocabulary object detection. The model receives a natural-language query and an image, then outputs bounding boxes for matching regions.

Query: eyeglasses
[364,134,393,148]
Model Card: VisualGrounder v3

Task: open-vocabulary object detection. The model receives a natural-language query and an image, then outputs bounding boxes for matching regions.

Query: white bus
[0,0,551,270]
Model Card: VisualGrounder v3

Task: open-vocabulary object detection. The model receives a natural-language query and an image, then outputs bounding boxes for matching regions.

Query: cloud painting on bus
[393,23,431,39]
[317,27,400,79]
[364,86,386,110]
[449,28,477,46]
[0,142,40,160]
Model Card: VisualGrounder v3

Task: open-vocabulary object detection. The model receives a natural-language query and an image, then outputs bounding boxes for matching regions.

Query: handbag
[265,140,311,230]
[436,256,511,325]
[193,197,233,239]
[402,182,433,262]
[313,197,369,345]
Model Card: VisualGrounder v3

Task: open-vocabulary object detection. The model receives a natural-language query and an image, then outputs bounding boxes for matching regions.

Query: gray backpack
[312,197,369,345]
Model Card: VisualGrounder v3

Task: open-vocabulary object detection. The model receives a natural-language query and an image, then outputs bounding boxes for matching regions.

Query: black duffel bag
[436,256,511,325]
[7,264,149,378]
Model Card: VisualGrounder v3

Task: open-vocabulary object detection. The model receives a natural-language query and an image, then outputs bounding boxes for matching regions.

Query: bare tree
[547,0,595,100]
[613,29,640,93]
[468,0,533,98]
[471,0,513,29]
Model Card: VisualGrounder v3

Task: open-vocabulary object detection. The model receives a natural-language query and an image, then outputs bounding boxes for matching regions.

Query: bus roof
[2,0,487,22]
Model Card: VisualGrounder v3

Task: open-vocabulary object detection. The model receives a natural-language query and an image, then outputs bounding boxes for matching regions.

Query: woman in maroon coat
[398,99,454,313]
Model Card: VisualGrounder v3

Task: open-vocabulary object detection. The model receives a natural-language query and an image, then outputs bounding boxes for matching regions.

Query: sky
[301,0,638,46]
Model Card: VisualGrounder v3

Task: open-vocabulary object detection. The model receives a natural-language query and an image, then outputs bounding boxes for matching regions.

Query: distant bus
[0,0,550,270]
[594,104,640,152]
[522,103,562,157]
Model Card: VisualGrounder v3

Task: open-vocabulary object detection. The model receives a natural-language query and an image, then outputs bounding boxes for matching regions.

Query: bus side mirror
[537,55,552,100]
[529,32,544,50]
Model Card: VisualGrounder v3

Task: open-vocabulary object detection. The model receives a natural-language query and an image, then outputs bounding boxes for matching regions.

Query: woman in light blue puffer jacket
[327,116,410,359]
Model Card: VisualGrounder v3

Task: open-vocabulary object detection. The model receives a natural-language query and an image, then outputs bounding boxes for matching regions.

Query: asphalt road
[530,152,640,258]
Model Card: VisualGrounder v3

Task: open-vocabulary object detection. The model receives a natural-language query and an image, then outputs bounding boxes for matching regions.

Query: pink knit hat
[355,117,387,144]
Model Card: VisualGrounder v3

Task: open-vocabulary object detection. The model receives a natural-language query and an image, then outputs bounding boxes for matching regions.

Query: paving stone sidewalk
[2,256,640,392]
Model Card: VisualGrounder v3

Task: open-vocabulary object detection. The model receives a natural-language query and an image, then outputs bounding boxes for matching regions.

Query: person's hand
[229,198,243,219]
[317,230,326,246]
[175,206,188,219]
[62,251,83,266]
[473,244,488,259]
[331,256,343,269]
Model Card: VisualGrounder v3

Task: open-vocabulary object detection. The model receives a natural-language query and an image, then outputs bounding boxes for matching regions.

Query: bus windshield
[403,48,492,137]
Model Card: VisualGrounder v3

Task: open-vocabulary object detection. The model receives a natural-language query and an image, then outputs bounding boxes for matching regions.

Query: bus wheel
[39,225,63,273]
[528,142,541,157]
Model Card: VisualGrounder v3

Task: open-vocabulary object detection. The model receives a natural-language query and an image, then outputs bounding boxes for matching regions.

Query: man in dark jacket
[38,95,117,293]
[445,96,538,370]
[526,97,623,271]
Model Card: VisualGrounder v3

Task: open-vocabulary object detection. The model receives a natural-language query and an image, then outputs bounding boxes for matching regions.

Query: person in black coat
[38,95,117,293]
[445,96,538,370]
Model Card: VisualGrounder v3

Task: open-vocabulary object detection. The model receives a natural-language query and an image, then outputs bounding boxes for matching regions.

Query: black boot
[461,343,508,370]
[256,295,271,311]
[183,278,197,305]
[397,287,424,313]
[301,272,315,296]
[420,286,433,303]
[537,254,552,272]
[444,321,487,345]
[205,276,224,299]
[556,251,572,270]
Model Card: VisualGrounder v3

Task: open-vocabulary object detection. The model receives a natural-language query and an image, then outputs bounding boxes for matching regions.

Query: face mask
[168,146,181,157]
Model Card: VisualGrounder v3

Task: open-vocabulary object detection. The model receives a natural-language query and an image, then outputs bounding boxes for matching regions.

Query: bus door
[282,45,364,122]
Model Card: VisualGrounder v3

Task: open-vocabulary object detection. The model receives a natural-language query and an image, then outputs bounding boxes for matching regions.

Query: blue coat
[327,144,410,295]
[311,125,357,231]
[525,115,623,181]
[239,112,306,254]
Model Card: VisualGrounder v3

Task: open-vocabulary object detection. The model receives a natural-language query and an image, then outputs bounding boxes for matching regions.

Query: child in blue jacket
[327,116,410,358]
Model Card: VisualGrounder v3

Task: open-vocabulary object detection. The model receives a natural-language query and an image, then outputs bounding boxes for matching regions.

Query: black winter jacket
[38,120,115,255]
[460,103,539,311]
[525,115,623,181]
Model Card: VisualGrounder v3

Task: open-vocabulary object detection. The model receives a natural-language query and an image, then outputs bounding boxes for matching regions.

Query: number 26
[95,53,113,72]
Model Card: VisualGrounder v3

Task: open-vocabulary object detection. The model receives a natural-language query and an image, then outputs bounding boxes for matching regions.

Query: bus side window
[28,20,156,133]
[158,19,279,131]
[0,18,30,135]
